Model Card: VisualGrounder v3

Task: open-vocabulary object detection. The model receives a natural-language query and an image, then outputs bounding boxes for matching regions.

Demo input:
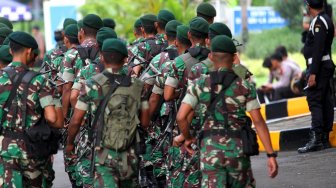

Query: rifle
[151,101,178,155]
[39,61,68,87]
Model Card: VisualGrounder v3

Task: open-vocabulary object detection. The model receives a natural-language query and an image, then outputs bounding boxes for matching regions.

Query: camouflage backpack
[92,72,144,151]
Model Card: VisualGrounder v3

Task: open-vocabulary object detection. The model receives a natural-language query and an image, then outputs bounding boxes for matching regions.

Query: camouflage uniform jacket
[62,38,98,82]
[182,68,260,158]
[128,37,165,72]
[155,33,167,48]
[141,44,177,85]
[75,68,147,141]
[0,62,54,159]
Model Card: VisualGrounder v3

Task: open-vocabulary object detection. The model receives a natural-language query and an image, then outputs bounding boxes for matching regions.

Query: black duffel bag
[25,118,62,159]
[241,117,259,157]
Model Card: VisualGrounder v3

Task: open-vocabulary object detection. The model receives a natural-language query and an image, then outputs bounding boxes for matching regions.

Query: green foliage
[273,0,303,28]
[244,27,303,59]
[79,0,197,42]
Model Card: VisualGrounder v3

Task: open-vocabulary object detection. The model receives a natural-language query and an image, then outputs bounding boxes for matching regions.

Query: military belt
[308,54,331,65]
[200,129,241,139]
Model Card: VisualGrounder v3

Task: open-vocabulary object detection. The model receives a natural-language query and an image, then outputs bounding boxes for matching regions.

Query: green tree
[79,0,197,42]
[272,0,303,28]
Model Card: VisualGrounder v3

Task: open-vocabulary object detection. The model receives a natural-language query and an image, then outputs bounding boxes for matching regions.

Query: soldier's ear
[164,34,167,40]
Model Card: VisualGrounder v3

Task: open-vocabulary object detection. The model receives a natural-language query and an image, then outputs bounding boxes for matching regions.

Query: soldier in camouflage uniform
[129,19,144,49]
[70,26,119,188]
[163,17,209,188]
[66,38,150,187]
[64,14,103,188]
[176,35,278,187]
[139,19,181,187]
[128,14,166,77]
[154,10,175,48]
[43,18,77,75]
[0,31,64,188]
[58,23,83,188]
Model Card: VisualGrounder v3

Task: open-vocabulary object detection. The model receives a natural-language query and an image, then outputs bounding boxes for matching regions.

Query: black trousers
[306,66,335,133]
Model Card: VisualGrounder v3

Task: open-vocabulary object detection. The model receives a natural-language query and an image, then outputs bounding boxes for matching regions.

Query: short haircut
[190,30,208,40]
[9,40,26,54]
[134,26,142,35]
[212,52,234,64]
[102,51,126,65]
[33,25,40,30]
[270,53,283,62]
[275,46,288,57]
[166,33,176,42]
[82,25,98,37]
[262,57,272,68]
[177,37,191,47]
[157,21,166,30]
[65,35,79,45]
[143,25,156,34]
[0,60,10,66]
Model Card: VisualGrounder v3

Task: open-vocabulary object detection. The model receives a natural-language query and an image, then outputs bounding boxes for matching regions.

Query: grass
[241,53,336,87]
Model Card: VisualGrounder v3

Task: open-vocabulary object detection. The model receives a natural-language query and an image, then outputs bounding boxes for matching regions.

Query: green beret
[63,18,77,30]
[96,27,118,47]
[9,31,38,50]
[189,17,209,34]
[211,35,236,54]
[0,45,12,63]
[77,20,84,30]
[33,48,40,56]
[3,37,9,45]
[158,10,175,23]
[140,14,157,26]
[0,17,13,30]
[83,14,103,30]
[177,25,190,41]
[102,38,128,57]
[64,24,78,38]
[209,22,232,39]
[134,18,142,28]
[165,20,182,36]
[197,2,216,18]
[103,18,116,29]
[0,27,12,38]
[0,23,9,29]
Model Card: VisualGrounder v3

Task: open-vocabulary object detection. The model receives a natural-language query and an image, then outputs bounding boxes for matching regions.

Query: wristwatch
[266,152,278,158]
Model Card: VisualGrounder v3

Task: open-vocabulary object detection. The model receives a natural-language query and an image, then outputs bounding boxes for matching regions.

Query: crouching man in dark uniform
[298,0,335,153]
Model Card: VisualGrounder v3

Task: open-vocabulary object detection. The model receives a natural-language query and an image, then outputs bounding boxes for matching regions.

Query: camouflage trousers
[76,131,94,188]
[200,152,255,187]
[42,157,55,188]
[0,155,46,188]
[94,146,138,188]
[143,121,167,178]
[64,151,80,187]
[167,146,201,188]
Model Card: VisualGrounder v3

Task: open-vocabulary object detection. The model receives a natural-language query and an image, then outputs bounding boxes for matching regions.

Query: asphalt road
[53,148,336,188]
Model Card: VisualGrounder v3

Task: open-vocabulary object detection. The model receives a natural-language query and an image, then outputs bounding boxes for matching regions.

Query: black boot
[322,132,331,149]
[298,131,324,153]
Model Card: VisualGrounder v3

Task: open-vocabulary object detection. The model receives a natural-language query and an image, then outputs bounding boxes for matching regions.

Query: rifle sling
[0,68,28,127]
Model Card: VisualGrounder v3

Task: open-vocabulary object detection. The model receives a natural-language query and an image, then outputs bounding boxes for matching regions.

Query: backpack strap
[0,68,29,130]
[91,74,131,146]
[166,48,178,60]
[208,71,238,126]
[21,71,40,127]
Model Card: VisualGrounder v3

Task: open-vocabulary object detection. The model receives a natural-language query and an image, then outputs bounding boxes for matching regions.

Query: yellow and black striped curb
[259,97,309,121]
[258,123,336,151]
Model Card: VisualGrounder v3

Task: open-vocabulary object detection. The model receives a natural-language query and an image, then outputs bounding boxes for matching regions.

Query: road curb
[259,97,309,121]
[258,123,336,151]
